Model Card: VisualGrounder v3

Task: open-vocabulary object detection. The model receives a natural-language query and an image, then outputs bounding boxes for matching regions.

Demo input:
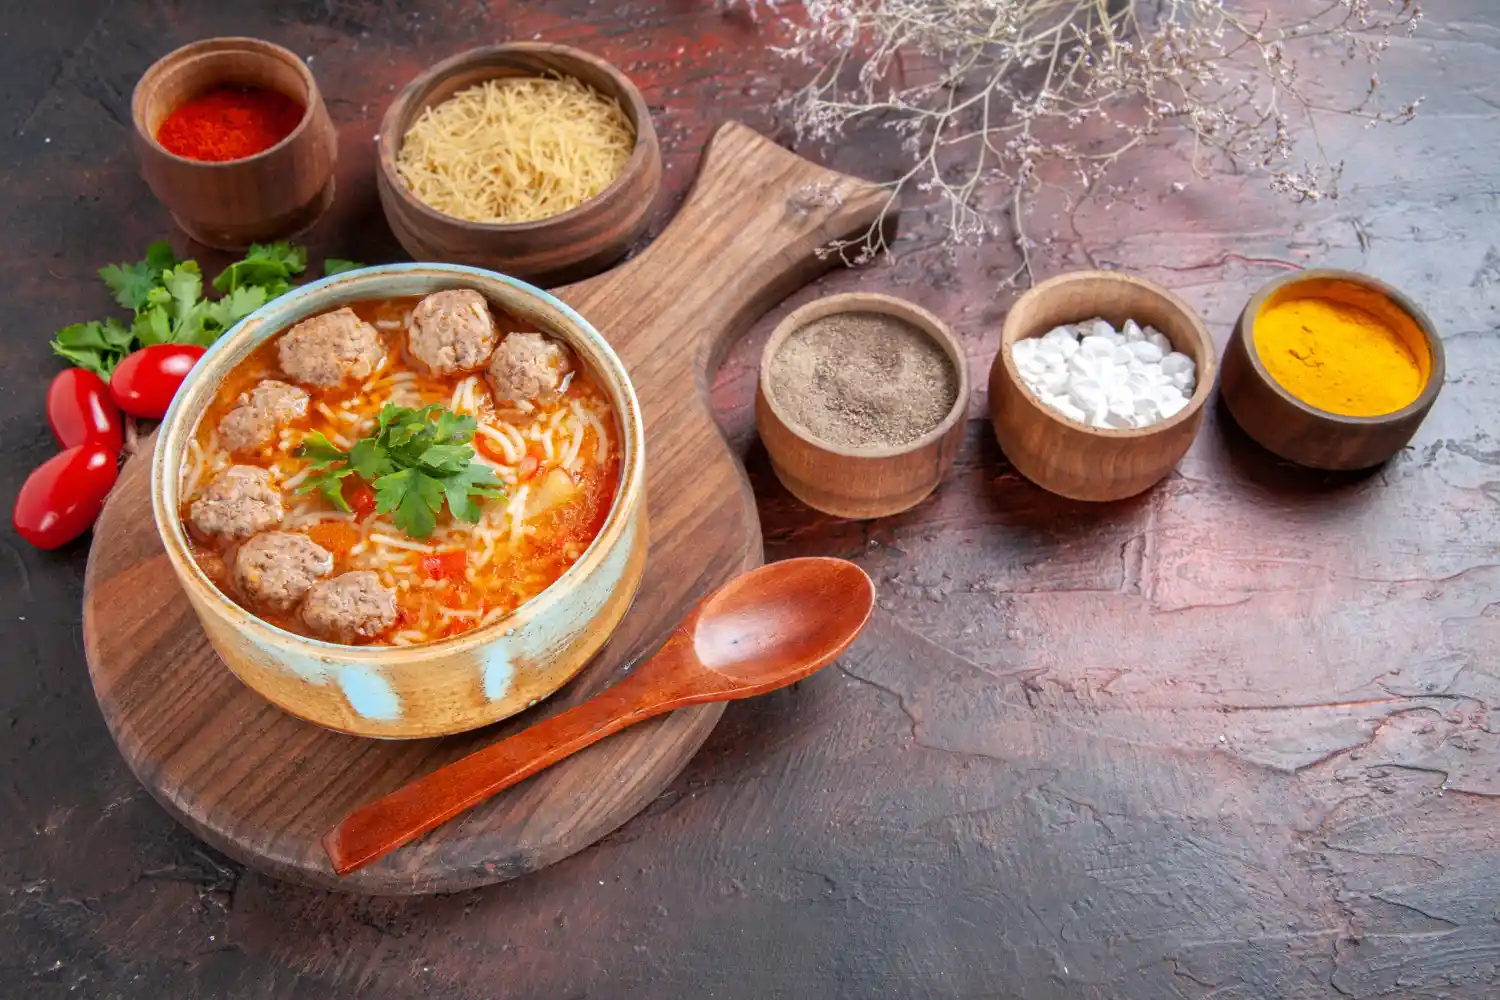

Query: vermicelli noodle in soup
[179,291,619,646]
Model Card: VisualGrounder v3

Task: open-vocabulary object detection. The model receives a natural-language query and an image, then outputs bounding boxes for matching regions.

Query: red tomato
[420,550,468,580]
[13,443,119,549]
[109,344,206,419]
[47,369,124,452]
[341,477,377,519]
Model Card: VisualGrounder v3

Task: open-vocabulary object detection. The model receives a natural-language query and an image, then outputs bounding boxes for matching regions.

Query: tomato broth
[179,296,620,645]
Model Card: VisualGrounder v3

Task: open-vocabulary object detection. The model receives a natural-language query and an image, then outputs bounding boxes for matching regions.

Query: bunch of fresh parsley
[296,404,506,539]
[50,240,363,380]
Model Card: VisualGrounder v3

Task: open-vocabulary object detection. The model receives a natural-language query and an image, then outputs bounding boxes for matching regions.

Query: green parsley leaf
[292,404,506,539]
[373,468,445,538]
[416,443,473,475]
[131,306,173,347]
[444,463,505,524]
[50,319,133,378]
[294,433,356,512]
[202,285,268,333]
[433,409,477,444]
[163,263,203,320]
[301,466,355,512]
[348,437,391,481]
[214,241,308,295]
[321,258,364,277]
[99,241,179,311]
[296,432,350,468]
[52,238,363,381]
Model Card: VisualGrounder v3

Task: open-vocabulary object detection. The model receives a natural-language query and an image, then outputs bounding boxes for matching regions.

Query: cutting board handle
[561,121,897,375]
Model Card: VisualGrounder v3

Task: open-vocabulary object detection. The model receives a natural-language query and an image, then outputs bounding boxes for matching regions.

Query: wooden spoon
[323,557,876,875]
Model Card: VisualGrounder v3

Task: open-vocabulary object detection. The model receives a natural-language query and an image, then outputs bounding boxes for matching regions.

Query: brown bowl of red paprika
[131,37,337,251]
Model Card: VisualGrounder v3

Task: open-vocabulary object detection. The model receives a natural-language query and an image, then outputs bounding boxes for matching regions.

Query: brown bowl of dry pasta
[375,43,662,288]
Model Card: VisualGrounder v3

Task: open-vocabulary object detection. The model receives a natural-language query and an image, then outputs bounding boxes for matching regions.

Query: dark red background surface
[4,1,1500,997]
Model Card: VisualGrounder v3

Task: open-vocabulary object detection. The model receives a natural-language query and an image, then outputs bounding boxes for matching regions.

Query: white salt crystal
[1129,341,1164,364]
[1069,379,1105,411]
[1083,318,1115,340]
[1007,319,1197,431]
[1080,335,1115,359]
[1160,352,1195,377]
[1054,398,1087,424]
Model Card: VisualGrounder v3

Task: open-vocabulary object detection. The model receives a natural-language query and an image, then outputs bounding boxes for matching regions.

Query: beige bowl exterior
[150,264,647,739]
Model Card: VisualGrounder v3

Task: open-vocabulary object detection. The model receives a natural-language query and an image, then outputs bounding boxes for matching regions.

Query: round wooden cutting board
[82,123,891,894]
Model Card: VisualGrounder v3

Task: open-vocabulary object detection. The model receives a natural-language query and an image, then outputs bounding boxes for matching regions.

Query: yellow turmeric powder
[1253,295,1426,417]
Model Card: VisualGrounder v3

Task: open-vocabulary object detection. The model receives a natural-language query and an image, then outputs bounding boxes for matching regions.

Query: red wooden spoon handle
[323,637,726,875]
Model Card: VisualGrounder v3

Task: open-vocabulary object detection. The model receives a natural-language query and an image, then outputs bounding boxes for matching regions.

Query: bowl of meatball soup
[150,263,646,738]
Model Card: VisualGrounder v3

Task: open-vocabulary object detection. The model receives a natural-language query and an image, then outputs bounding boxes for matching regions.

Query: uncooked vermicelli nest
[395,75,636,225]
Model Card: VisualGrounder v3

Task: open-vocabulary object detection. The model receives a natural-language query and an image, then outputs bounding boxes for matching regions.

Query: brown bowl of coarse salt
[755,292,971,519]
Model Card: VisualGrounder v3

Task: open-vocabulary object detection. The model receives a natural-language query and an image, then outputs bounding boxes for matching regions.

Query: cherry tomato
[341,477,378,519]
[47,368,124,452]
[13,443,119,550]
[109,344,205,419]
[420,550,468,580]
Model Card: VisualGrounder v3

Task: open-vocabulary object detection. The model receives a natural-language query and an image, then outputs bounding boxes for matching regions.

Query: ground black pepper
[768,311,958,449]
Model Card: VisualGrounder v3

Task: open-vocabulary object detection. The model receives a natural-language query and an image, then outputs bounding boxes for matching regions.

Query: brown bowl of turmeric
[1220,269,1444,471]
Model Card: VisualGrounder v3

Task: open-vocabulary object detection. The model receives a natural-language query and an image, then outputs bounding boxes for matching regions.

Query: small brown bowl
[376,43,663,288]
[131,37,338,250]
[755,293,971,519]
[988,270,1217,501]
[1220,269,1444,471]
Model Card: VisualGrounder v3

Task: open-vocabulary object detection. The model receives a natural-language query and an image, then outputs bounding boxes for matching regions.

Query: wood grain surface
[81,121,890,894]
[323,557,875,876]
[6,1,1500,997]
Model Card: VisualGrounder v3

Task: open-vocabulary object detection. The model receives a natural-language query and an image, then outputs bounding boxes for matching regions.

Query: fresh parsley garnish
[50,318,135,378]
[321,257,364,277]
[50,240,364,381]
[295,404,506,539]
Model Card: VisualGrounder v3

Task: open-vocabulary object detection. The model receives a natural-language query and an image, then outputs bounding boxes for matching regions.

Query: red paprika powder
[156,87,305,162]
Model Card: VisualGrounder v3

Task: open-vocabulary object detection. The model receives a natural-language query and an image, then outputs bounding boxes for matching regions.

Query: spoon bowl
[694,557,873,686]
[323,557,875,875]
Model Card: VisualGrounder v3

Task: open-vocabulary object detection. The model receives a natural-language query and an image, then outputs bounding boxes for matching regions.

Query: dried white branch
[726,0,1422,283]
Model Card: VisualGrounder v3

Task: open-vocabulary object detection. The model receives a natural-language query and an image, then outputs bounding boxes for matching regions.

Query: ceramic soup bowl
[150,263,647,739]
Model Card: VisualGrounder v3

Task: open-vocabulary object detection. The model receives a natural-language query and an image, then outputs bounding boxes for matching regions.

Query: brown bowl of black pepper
[755,292,971,519]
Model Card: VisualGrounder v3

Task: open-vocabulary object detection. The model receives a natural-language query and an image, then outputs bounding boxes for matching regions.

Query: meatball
[217,379,310,453]
[233,531,333,611]
[277,307,385,388]
[189,466,283,541]
[301,571,398,641]
[485,332,571,406]
[407,289,499,375]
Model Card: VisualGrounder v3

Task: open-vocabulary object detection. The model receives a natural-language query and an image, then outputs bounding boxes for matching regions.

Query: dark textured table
[5,2,1500,998]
